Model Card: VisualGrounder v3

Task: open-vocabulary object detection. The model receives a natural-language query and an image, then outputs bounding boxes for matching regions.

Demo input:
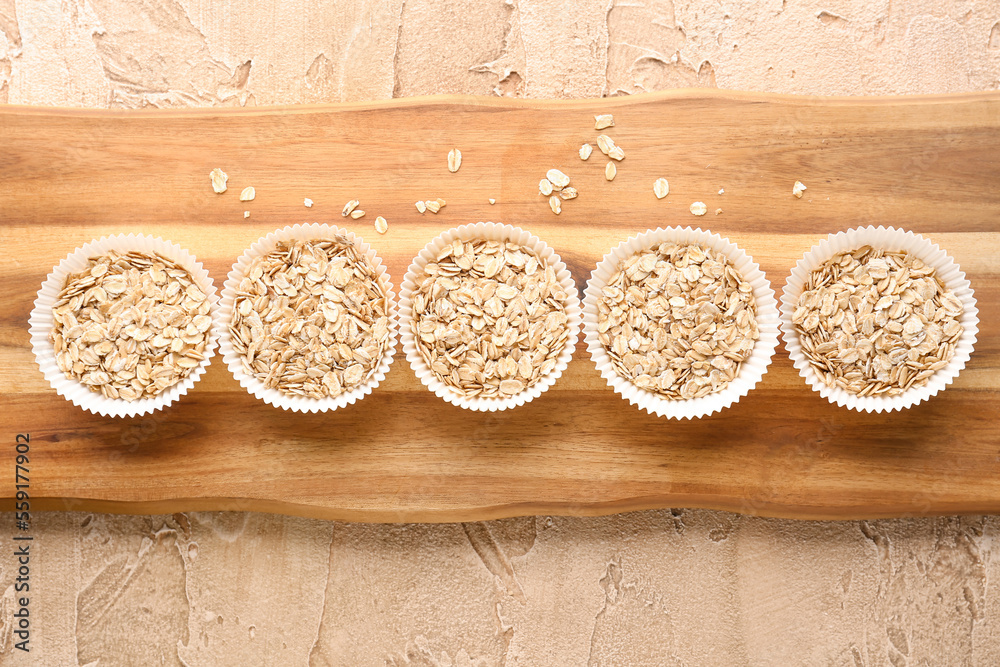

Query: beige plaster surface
[1,0,999,664]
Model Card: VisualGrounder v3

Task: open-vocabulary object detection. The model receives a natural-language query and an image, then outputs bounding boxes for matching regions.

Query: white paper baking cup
[583,227,779,420]
[780,225,979,413]
[28,234,219,418]
[217,223,397,413]
[399,222,582,412]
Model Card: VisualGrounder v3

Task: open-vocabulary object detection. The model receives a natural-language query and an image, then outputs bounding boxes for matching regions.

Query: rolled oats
[342,199,360,217]
[653,178,669,199]
[448,148,462,173]
[597,242,760,400]
[374,216,388,234]
[240,186,256,201]
[409,238,572,399]
[229,238,391,399]
[210,168,228,193]
[546,169,571,189]
[596,134,615,155]
[50,250,211,401]
[539,179,554,196]
[594,114,615,130]
[690,201,707,216]
[792,246,964,397]
[549,195,562,215]
[579,144,593,161]
[605,162,616,181]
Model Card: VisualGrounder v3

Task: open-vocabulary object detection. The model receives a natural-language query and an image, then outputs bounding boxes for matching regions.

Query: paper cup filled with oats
[583,227,779,419]
[399,222,582,411]
[780,226,978,413]
[218,224,397,412]
[28,234,219,417]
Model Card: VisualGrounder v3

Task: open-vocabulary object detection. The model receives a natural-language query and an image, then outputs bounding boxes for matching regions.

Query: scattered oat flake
[594,114,615,130]
[715,208,723,215]
[350,209,365,219]
[608,145,625,161]
[596,134,615,155]
[374,216,388,234]
[793,181,807,198]
[539,179,554,196]
[559,187,578,200]
[342,199,360,217]
[549,195,562,215]
[579,144,593,161]
[690,201,708,216]
[546,169,571,189]
[240,186,256,201]
[416,201,427,214]
[304,198,313,208]
[210,168,228,194]
[605,162,617,181]
[653,178,669,199]
[448,148,462,173]
[426,200,441,213]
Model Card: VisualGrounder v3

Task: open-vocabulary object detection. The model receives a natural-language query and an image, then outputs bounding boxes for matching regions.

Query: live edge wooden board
[1,91,999,523]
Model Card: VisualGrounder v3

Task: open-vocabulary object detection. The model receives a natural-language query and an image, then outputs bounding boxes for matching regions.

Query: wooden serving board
[2,91,999,522]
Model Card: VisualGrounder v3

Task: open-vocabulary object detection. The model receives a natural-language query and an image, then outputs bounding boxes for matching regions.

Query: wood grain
[1,90,999,522]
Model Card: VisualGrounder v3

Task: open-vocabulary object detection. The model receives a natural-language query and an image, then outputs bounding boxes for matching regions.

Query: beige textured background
[2,0,1000,664]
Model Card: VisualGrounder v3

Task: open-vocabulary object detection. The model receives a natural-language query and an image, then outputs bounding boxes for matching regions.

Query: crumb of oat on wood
[304,198,313,208]
[595,114,614,130]
[653,178,669,199]
[342,200,360,217]
[210,168,228,193]
[793,181,807,198]
[546,169,570,189]
[448,148,462,173]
